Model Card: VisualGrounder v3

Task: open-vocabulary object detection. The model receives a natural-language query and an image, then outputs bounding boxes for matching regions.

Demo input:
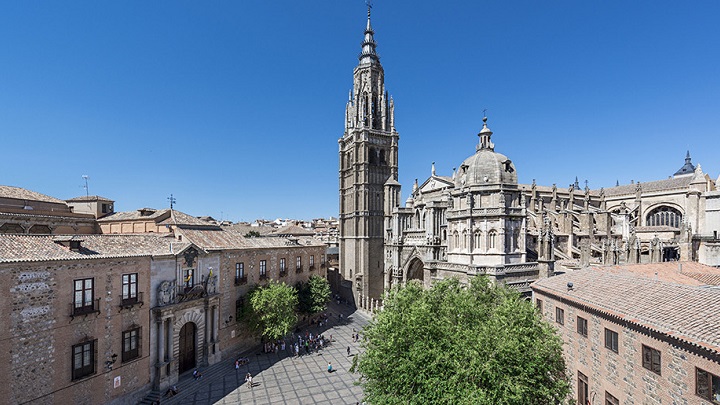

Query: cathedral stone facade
[338,8,720,306]
[338,8,398,304]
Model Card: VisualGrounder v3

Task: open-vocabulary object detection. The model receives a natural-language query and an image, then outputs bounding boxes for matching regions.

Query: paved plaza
[158,302,370,405]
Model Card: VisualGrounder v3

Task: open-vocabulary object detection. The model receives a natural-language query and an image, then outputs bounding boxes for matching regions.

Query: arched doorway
[406,258,424,283]
[178,322,197,374]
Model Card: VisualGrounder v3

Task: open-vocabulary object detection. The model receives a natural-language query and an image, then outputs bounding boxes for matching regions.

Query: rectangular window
[259,260,267,279]
[321,255,326,266]
[605,391,619,405]
[310,255,315,269]
[122,328,140,362]
[696,367,720,403]
[577,316,588,337]
[72,340,96,380]
[122,273,138,304]
[73,278,96,315]
[296,256,302,271]
[280,258,286,271]
[555,307,564,325]
[235,263,246,285]
[578,371,589,405]
[642,345,661,375]
[605,328,619,353]
[536,299,543,313]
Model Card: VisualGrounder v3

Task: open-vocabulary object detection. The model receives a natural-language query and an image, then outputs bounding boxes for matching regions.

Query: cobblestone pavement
[160,302,370,405]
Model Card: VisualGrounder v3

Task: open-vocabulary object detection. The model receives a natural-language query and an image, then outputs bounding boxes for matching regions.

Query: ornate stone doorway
[178,322,197,374]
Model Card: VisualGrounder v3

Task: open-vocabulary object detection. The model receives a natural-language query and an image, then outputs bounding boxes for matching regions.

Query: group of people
[294,330,331,357]
[262,339,287,354]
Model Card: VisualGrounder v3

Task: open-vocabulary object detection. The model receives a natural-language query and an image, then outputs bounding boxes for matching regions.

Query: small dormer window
[503,160,514,173]
[69,241,81,251]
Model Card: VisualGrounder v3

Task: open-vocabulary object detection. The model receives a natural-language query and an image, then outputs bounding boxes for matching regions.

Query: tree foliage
[248,280,298,340]
[297,275,332,315]
[351,277,571,405]
[244,230,261,238]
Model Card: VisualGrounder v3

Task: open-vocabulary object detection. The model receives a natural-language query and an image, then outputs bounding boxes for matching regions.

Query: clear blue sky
[2,1,719,222]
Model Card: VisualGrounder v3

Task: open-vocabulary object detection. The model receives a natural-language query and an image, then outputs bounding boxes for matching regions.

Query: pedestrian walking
[347,346,351,356]
[235,359,240,370]
[245,372,253,389]
[327,362,333,373]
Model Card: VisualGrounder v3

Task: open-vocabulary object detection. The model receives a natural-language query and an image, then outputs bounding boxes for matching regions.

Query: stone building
[382,118,549,300]
[532,263,720,404]
[0,234,166,405]
[0,185,97,234]
[338,6,399,304]
[337,7,719,306]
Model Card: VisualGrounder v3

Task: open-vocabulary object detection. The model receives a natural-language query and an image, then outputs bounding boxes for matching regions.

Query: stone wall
[0,258,152,405]
[534,290,720,404]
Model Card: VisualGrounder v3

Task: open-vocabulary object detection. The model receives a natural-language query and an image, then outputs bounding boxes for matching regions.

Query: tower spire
[359,1,379,65]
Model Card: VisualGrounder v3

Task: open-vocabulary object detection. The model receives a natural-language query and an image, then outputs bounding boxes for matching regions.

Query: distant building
[532,263,720,404]
[0,185,97,234]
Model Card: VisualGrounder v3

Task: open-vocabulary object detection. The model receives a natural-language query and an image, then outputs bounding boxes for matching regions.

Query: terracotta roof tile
[0,234,188,263]
[532,267,720,354]
[96,208,170,222]
[0,185,66,204]
[65,195,114,202]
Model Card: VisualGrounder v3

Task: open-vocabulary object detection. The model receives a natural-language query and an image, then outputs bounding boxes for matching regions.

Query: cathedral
[338,7,720,305]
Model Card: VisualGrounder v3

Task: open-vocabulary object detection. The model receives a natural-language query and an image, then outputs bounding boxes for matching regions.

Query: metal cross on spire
[168,194,176,210]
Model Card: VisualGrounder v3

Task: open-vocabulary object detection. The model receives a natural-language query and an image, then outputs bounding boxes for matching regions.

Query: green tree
[297,275,332,315]
[351,277,571,405]
[244,230,261,238]
[248,280,298,340]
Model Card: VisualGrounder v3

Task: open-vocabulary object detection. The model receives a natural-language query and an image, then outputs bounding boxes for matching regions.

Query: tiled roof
[592,262,720,286]
[158,210,220,228]
[225,223,275,235]
[269,224,314,236]
[97,208,170,222]
[0,234,188,263]
[600,176,692,197]
[65,195,114,202]
[178,229,323,251]
[532,267,720,354]
[0,185,66,204]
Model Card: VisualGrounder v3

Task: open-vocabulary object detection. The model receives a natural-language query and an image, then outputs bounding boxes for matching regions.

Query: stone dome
[455,149,517,187]
[454,117,517,187]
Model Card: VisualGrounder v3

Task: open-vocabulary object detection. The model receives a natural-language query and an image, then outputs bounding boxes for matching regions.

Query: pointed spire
[574,177,580,189]
[431,161,436,176]
[358,1,380,65]
[674,150,696,177]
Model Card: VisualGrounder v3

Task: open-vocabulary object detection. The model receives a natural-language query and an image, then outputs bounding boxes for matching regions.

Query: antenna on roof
[168,194,176,210]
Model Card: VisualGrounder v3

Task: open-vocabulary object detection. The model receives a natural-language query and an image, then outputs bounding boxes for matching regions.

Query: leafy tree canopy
[248,280,298,340]
[244,230,261,238]
[351,277,570,405]
[297,275,332,315]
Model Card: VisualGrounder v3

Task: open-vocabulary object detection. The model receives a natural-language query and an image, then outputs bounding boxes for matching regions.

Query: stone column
[157,317,166,365]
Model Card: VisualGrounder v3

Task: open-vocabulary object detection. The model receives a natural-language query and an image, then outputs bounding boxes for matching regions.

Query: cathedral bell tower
[339,5,399,303]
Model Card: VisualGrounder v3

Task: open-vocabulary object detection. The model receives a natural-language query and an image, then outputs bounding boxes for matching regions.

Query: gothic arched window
[646,206,682,228]
[488,230,497,250]
[474,231,482,250]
